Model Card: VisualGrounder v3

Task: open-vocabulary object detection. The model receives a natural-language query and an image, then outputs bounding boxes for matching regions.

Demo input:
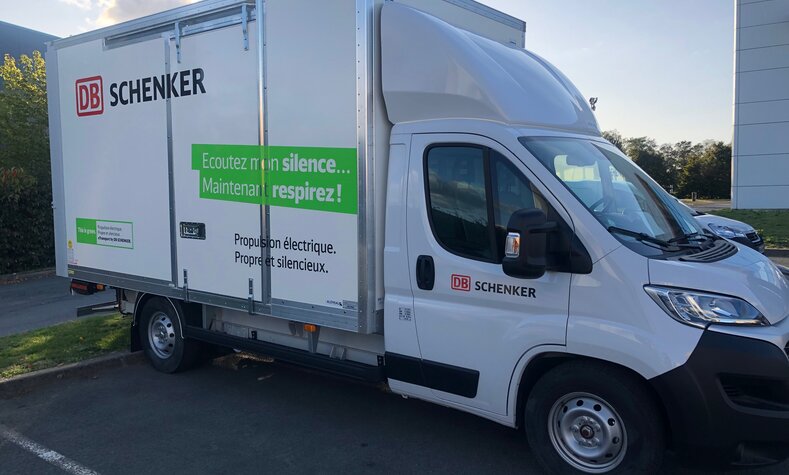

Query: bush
[0,167,54,274]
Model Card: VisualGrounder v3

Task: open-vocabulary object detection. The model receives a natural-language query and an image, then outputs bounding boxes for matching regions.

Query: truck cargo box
[47,0,525,334]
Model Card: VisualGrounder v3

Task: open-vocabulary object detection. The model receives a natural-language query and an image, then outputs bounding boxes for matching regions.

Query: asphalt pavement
[0,357,786,475]
[0,275,115,337]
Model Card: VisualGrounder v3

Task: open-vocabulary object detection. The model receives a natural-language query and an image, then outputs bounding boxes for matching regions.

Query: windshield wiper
[607,226,705,251]
[607,226,678,249]
[667,232,703,244]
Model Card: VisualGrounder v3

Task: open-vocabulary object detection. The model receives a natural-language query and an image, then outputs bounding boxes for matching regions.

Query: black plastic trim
[385,352,479,398]
[185,326,385,383]
[650,330,789,466]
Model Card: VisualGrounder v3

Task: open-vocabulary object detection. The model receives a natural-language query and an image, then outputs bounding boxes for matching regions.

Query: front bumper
[650,329,789,466]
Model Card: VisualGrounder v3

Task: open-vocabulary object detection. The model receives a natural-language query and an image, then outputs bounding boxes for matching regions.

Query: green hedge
[0,167,54,274]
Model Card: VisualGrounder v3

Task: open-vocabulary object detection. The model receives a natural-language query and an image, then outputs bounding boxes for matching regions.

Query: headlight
[708,223,746,239]
[644,286,769,328]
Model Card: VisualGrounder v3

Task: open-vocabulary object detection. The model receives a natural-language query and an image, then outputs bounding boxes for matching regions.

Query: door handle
[416,255,435,291]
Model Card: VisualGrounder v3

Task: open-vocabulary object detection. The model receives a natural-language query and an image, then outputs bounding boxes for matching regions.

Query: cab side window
[425,146,493,261]
[425,145,546,263]
[491,157,547,258]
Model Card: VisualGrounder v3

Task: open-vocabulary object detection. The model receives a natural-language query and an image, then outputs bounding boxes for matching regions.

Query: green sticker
[76,218,134,249]
[76,218,98,245]
[191,144,358,214]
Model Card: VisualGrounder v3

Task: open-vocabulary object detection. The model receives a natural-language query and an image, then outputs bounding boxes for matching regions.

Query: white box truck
[47,1,789,473]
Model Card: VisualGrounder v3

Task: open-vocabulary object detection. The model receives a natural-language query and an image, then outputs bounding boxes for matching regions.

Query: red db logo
[451,274,471,292]
[75,76,103,117]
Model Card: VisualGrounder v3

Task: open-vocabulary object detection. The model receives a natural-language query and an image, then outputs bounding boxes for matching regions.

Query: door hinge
[241,4,249,51]
[174,21,182,63]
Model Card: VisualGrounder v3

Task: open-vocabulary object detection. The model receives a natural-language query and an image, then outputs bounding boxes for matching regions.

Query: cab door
[402,133,573,416]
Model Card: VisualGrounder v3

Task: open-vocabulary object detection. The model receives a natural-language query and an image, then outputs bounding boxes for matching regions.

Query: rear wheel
[525,361,665,474]
[138,298,199,373]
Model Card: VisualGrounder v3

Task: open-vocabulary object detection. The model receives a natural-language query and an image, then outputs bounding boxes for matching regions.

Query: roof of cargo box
[48,0,254,50]
[381,3,600,136]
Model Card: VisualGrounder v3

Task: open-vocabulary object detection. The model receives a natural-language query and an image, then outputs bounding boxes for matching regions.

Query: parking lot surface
[0,276,113,337]
[1,357,786,475]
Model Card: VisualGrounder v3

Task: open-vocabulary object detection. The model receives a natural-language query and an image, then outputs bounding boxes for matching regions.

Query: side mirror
[502,208,555,279]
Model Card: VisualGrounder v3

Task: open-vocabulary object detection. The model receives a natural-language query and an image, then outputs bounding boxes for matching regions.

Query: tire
[138,298,199,373]
[525,360,665,475]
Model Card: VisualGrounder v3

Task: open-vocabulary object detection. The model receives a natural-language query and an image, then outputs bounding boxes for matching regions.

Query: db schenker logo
[451,274,471,292]
[75,76,104,117]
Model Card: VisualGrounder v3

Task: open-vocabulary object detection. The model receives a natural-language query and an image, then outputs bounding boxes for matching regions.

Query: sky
[0,0,735,144]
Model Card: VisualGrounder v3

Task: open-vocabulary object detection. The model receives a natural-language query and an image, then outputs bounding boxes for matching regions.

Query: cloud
[59,0,93,10]
[60,0,198,30]
[94,0,197,27]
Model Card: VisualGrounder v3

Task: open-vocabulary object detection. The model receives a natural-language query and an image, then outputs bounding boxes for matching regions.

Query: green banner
[191,144,358,215]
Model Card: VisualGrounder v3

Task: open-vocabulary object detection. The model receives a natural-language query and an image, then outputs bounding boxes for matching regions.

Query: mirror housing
[502,208,555,279]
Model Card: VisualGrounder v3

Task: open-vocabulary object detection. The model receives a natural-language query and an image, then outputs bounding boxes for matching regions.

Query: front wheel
[138,298,199,373]
[525,361,665,474]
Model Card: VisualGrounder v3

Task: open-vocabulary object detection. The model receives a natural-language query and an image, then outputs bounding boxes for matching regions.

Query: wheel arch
[131,293,193,351]
[512,352,673,448]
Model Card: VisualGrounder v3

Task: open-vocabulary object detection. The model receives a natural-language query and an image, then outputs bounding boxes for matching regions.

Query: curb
[0,351,144,399]
[765,248,789,258]
[0,268,56,285]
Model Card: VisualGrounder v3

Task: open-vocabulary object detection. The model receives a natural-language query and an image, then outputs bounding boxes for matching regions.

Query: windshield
[676,198,702,216]
[520,136,704,254]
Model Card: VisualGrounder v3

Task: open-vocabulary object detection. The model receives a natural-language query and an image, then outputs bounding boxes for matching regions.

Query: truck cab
[380,5,789,471]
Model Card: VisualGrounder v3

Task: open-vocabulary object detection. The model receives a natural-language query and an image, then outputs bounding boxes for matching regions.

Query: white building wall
[733,0,789,209]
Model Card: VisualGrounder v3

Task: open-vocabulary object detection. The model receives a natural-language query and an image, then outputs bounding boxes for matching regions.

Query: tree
[602,130,625,152]
[0,51,53,273]
[0,51,49,181]
[624,137,676,188]
[598,131,730,199]
[678,142,731,199]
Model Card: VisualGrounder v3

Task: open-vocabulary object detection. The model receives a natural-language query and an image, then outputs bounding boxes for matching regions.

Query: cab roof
[381,3,600,136]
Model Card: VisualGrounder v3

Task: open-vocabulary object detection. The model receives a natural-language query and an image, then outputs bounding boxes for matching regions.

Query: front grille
[679,239,738,263]
[746,232,760,243]
[722,383,744,400]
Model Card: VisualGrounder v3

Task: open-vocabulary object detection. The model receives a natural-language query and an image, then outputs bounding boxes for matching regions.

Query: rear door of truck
[50,3,265,305]
[169,14,263,303]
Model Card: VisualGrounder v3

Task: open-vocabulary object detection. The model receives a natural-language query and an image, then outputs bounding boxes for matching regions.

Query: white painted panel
[737,99,789,124]
[737,121,789,155]
[739,0,789,28]
[738,44,789,71]
[396,0,524,47]
[265,0,356,150]
[57,38,172,281]
[268,210,359,309]
[735,185,789,208]
[265,0,360,310]
[737,68,789,103]
[170,23,262,300]
[735,154,789,185]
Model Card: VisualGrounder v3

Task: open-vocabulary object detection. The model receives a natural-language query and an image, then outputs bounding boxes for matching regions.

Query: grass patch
[0,314,128,379]
[708,209,789,249]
